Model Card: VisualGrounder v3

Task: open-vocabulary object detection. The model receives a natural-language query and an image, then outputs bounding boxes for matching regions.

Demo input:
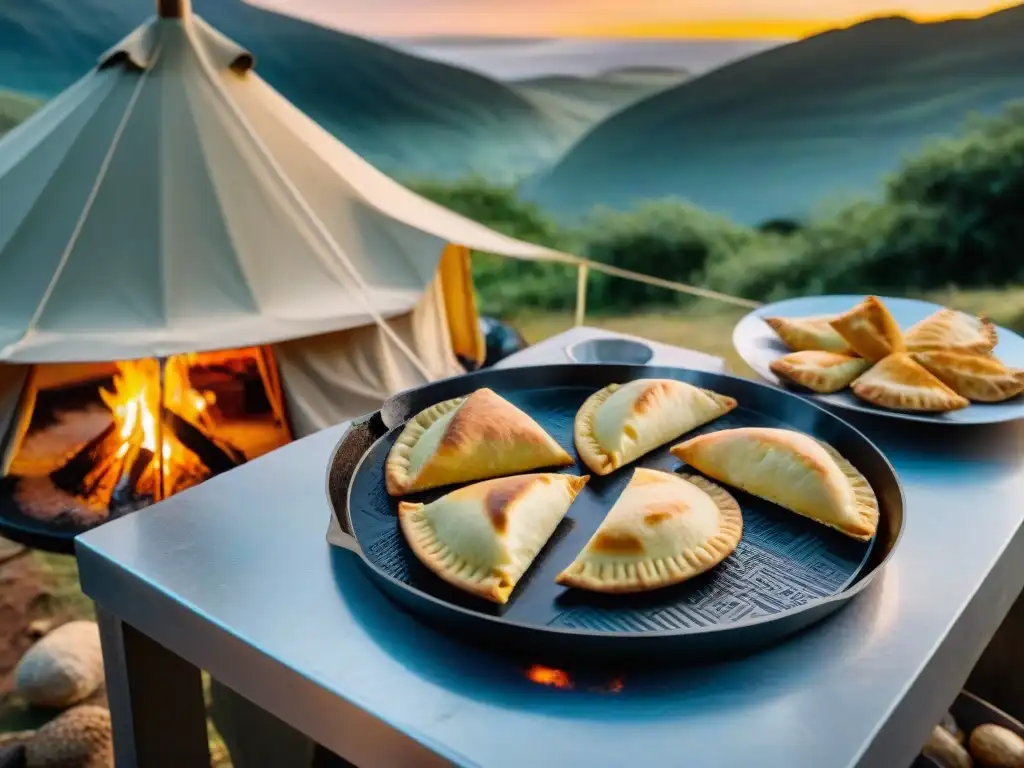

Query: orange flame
[98,356,217,499]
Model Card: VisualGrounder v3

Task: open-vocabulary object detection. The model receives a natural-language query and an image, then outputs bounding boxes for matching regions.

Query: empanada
[671,427,878,542]
[763,315,851,353]
[574,379,736,476]
[904,308,997,354]
[399,473,589,604]
[555,468,742,593]
[851,354,969,412]
[829,296,905,362]
[386,388,573,496]
[912,351,1024,403]
[769,351,871,394]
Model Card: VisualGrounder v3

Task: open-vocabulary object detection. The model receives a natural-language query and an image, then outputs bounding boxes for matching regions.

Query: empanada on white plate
[912,350,1024,403]
[555,468,742,593]
[829,296,905,363]
[769,351,871,394]
[763,315,851,354]
[399,473,589,604]
[904,308,997,354]
[671,427,878,542]
[851,354,969,413]
[386,388,573,496]
[574,379,736,476]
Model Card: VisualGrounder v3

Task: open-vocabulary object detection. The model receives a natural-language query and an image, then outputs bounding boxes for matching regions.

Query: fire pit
[0,347,291,551]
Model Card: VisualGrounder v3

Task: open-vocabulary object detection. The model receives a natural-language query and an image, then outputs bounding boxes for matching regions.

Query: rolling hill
[513,67,688,148]
[0,0,564,181]
[525,5,1024,224]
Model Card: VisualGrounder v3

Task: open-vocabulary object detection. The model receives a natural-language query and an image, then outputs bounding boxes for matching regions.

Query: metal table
[76,328,1024,768]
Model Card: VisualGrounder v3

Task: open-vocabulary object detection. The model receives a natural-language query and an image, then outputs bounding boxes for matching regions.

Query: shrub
[408,101,1024,314]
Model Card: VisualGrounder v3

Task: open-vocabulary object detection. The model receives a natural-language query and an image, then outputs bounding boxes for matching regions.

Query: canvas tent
[0,0,577,443]
[0,0,583,540]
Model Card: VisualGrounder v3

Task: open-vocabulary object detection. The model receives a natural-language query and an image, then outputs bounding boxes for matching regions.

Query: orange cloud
[569,2,1019,38]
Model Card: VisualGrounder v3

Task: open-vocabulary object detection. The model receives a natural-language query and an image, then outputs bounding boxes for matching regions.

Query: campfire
[4,348,290,529]
[49,357,244,515]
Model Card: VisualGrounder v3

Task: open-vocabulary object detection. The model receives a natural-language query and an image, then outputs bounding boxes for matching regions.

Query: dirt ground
[0,540,98,737]
[0,538,230,763]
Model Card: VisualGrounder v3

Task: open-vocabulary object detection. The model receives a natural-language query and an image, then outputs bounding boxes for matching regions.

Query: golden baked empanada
[555,468,741,593]
[851,354,969,412]
[769,351,871,394]
[912,351,1024,403]
[829,296,905,362]
[671,427,878,542]
[386,388,573,496]
[399,473,589,604]
[904,308,997,354]
[574,379,736,476]
[763,315,851,353]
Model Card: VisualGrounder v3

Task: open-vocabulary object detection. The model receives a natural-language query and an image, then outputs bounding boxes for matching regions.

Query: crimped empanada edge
[385,395,466,495]
[573,383,620,475]
[397,499,507,603]
[555,473,743,594]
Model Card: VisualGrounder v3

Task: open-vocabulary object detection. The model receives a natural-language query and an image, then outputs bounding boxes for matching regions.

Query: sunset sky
[253,0,1017,38]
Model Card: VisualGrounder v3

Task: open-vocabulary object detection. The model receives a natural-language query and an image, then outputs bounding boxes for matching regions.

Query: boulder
[15,622,104,709]
[24,706,112,768]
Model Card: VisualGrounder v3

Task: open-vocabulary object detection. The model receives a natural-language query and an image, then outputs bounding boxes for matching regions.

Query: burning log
[109,445,155,514]
[49,423,118,499]
[162,410,245,476]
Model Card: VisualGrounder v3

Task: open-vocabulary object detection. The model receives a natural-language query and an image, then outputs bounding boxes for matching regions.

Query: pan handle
[326,514,359,552]
[324,413,388,553]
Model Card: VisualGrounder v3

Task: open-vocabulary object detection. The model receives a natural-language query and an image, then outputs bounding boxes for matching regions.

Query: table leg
[97,606,211,767]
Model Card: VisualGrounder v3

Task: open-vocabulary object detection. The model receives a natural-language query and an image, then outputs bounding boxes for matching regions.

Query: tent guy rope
[183,18,437,383]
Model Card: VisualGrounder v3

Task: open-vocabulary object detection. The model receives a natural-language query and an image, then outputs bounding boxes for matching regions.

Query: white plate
[733,294,1024,424]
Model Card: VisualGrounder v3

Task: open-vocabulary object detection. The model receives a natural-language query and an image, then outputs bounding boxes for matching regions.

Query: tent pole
[574,264,589,327]
[157,358,166,502]
[255,347,291,438]
[156,0,190,19]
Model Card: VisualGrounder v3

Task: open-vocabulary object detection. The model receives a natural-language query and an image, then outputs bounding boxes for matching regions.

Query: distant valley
[512,68,690,148]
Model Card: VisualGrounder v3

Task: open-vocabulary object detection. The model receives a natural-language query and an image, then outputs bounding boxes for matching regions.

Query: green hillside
[0,90,38,135]
[0,0,565,181]
[413,97,1024,326]
[526,5,1024,224]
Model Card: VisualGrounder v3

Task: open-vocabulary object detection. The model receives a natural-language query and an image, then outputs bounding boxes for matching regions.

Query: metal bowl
[565,338,654,365]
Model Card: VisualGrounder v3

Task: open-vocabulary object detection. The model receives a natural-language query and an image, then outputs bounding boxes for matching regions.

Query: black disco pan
[326,364,904,663]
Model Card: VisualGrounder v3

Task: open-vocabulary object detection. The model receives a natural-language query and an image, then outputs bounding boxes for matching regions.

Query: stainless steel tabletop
[76,328,1024,768]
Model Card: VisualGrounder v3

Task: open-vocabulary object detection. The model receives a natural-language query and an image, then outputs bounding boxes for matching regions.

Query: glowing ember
[524,665,625,694]
[525,665,573,690]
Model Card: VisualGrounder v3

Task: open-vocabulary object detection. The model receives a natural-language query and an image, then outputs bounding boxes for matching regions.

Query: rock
[27,619,56,640]
[24,705,112,768]
[924,725,974,768]
[15,621,104,709]
[968,723,1024,767]
[0,536,25,563]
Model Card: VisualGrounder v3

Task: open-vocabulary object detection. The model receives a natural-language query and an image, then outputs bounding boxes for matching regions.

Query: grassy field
[513,286,1024,379]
